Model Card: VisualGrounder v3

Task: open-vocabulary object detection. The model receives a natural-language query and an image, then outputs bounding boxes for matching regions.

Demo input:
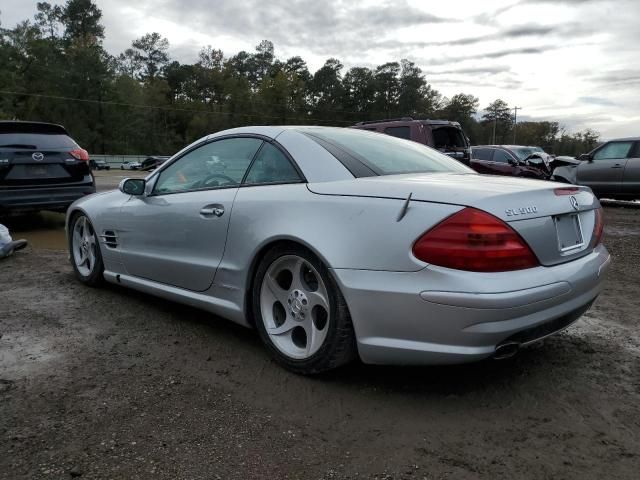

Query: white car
[120,161,141,170]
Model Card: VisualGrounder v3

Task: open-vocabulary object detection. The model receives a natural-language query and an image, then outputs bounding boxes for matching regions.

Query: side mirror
[578,153,591,162]
[119,178,146,196]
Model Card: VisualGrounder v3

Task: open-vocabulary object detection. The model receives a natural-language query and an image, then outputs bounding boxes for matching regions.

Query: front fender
[551,165,578,184]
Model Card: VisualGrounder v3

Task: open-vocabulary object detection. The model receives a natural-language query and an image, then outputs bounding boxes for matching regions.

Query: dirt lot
[1,201,639,479]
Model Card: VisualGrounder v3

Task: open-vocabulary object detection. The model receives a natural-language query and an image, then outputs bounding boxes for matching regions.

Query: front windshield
[299,127,474,176]
[512,147,540,161]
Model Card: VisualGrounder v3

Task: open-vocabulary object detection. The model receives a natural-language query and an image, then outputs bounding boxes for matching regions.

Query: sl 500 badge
[505,206,538,216]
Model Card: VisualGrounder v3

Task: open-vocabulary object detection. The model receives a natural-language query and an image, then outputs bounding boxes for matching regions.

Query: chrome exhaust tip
[493,342,520,360]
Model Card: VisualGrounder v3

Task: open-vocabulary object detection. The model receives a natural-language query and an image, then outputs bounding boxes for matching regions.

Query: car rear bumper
[331,244,611,365]
[0,183,96,212]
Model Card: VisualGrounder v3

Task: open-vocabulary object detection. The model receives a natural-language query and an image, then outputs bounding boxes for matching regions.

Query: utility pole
[513,106,521,144]
[492,117,497,144]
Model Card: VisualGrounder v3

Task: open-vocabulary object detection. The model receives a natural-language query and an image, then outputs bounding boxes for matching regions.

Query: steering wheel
[199,173,236,188]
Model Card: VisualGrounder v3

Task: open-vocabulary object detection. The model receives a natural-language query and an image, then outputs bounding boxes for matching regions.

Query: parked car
[0,121,95,213]
[352,117,471,165]
[90,159,110,170]
[552,137,640,199]
[120,161,141,170]
[471,145,552,179]
[141,156,170,171]
[66,126,609,374]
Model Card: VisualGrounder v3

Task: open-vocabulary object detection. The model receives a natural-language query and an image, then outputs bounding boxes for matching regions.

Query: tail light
[591,207,604,246]
[412,207,539,272]
[70,148,89,161]
[554,187,580,196]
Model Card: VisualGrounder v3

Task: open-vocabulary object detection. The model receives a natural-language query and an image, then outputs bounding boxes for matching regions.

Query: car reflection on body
[66,127,610,374]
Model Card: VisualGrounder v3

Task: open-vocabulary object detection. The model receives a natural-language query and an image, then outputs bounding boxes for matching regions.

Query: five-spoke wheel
[260,255,331,359]
[69,214,104,286]
[253,244,356,374]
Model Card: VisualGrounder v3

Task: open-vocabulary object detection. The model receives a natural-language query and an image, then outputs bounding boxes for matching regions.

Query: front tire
[252,244,356,374]
[69,214,104,287]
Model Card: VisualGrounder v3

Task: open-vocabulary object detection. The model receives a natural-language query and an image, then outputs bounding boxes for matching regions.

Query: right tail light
[592,207,604,246]
[70,148,89,161]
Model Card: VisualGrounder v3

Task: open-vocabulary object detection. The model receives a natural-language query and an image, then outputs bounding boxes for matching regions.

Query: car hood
[307,172,597,222]
[552,156,582,167]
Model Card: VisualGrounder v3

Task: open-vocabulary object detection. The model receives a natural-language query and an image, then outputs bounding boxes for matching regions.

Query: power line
[0,87,439,121]
[0,90,358,126]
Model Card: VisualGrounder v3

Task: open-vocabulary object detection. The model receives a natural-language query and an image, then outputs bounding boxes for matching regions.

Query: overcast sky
[1,0,638,139]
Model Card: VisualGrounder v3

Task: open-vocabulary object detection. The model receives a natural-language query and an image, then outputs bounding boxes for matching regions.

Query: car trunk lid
[308,172,600,266]
[0,148,89,186]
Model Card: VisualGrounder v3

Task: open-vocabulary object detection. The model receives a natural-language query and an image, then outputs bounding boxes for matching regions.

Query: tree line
[0,0,600,156]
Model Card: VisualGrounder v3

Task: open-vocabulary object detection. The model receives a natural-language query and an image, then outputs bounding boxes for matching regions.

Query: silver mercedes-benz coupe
[66,126,610,374]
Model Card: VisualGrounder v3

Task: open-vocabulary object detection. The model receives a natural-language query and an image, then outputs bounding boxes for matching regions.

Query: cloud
[429,66,512,75]
[422,24,557,47]
[578,96,617,107]
[139,0,455,56]
[425,46,557,66]
[590,70,640,86]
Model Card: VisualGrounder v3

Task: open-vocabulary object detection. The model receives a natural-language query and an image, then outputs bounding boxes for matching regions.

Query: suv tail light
[70,148,89,161]
[591,207,604,246]
[412,207,539,272]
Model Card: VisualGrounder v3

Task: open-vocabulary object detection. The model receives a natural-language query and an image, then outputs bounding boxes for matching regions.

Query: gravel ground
[1,206,639,479]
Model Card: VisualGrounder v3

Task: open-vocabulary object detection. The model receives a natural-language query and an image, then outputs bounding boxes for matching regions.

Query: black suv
[0,121,96,213]
[352,117,471,165]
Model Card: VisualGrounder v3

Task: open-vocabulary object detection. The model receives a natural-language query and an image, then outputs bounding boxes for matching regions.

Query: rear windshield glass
[0,133,78,149]
[431,126,467,149]
[300,127,474,175]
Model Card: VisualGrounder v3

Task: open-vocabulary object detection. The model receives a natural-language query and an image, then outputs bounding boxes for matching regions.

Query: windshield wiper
[0,144,38,149]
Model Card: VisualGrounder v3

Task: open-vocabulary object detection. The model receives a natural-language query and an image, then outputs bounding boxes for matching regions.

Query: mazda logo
[570,195,579,211]
[32,152,44,161]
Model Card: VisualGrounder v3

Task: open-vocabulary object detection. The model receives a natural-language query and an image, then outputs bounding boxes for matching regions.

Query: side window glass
[472,148,492,161]
[492,150,512,163]
[593,141,633,160]
[154,138,262,194]
[244,143,301,185]
[384,126,411,140]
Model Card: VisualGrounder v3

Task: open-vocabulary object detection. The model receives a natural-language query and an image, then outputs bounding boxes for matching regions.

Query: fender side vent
[100,230,118,249]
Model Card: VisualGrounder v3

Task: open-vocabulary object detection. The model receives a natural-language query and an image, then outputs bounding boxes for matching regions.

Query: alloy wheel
[72,216,97,277]
[259,255,331,360]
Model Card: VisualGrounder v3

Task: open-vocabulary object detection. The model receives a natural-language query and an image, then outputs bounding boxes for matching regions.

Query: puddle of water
[1,211,67,250]
[0,332,61,378]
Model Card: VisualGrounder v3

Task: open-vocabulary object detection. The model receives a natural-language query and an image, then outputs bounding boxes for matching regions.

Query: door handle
[200,206,224,217]
[611,164,623,169]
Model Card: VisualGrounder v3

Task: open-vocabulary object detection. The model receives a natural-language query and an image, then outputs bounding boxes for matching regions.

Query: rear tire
[252,244,357,374]
[69,213,104,287]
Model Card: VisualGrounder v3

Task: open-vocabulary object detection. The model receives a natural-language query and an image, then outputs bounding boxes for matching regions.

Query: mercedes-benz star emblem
[32,152,44,161]
[569,195,579,211]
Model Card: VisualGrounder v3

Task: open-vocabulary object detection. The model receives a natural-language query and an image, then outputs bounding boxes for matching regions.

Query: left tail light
[70,148,89,161]
[412,207,539,272]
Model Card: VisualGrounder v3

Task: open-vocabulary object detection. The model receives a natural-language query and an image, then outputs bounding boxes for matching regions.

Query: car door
[576,140,633,196]
[622,141,640,198]
[470,148,495,174]
[117,136,263,291]
[491,149,519,176]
